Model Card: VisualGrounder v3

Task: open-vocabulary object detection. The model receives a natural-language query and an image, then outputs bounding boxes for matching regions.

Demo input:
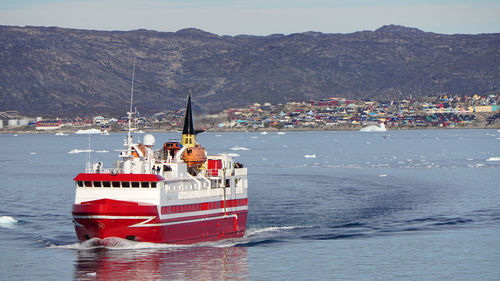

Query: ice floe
[304,154,316,158]
[75,128,102,134]
[360,123,387,132]
[0,216,18,228]
[230,146,250,151]
[68,149,94,154]
[486,157,500,162]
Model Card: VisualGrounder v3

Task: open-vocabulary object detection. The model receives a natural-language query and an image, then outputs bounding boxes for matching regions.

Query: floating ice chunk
[379,174,388,177]
[95,150,109,153]
[29,152,37,155]
[68,149,94,154]
[360,123,387,132]
[75,128,101,134]
[230,146,250,151]
[468,163,486,168]
[251,136,259,139]
[486,157,500,162]
[304,154,316,158]
[277,132,286,135]
[215,134,223,137]
[260,131,268,135]
[0,216,18,228]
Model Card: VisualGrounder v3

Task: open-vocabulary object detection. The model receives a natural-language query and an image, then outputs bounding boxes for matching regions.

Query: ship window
[93,181,102,187]
[84,181,92,187]
[77,181,83,187]
[225,179,230,187]
[112,181,120,188]
[103,181,111,188]
[141,182,149,188]
[151,182,157,188]
[122,182,130,188]
[132,182,140,188]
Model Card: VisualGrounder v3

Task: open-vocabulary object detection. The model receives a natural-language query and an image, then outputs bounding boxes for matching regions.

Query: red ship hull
[72,199,247,244]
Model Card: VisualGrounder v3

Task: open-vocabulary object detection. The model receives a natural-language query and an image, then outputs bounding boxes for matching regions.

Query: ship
[71,96,248,244]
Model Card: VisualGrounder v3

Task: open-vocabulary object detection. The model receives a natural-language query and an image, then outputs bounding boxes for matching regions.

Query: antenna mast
[127,59,136,144]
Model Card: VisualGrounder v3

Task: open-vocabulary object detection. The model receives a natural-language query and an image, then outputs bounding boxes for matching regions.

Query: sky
[0,0,499,35]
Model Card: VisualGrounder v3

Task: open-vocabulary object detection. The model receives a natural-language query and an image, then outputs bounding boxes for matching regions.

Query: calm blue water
[1,129,499,280]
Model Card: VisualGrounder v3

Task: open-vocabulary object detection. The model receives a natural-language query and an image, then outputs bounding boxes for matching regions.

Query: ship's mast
[127,59,136,147]
[121,59,136,173]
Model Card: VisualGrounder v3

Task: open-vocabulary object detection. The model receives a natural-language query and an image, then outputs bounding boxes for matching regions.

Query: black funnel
[182,96,194,135]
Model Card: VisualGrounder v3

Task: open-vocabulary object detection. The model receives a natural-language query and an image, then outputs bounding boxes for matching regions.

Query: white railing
[234,168,247,176]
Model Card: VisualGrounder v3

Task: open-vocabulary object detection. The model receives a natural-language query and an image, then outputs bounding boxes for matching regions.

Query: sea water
[0,130,499,280]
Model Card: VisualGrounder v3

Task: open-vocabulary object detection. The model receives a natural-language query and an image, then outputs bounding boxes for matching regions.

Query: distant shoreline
[1,123,498,135]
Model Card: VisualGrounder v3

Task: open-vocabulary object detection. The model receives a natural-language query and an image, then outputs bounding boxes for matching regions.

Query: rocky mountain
[0,25,499,116]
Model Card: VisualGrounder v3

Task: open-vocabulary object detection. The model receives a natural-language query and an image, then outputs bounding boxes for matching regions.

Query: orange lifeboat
[182,145,207,168]
[131,144,146,158]
[162,142,182,159]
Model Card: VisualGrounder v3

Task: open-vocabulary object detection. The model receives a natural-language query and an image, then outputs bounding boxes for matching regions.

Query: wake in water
[48,226,311,250]
[50,237,189,250]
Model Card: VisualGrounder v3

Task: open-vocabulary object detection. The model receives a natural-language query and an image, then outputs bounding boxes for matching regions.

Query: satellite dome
[143,134,155,147]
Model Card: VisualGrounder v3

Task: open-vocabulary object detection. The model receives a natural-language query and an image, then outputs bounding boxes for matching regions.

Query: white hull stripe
[138,214,238,227]
[73,215,154,220]
[72,206,247,221]
[159,206,248,220]
[72,207,247,227]
[72,214,238,228]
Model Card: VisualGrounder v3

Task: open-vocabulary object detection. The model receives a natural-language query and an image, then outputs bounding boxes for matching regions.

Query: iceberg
[75,128,102,134]
[68,149,94,154]
[230,146,250,151]
[0,216,18,228]
[360,123,387,132]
